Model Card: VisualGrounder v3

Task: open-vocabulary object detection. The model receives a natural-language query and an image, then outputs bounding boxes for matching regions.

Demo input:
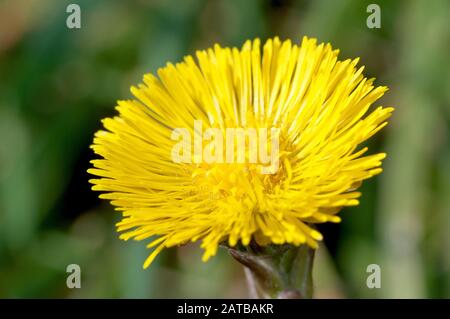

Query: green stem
[226,243,315,299]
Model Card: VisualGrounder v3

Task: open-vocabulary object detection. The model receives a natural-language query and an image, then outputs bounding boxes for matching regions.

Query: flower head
[88,37,393,268]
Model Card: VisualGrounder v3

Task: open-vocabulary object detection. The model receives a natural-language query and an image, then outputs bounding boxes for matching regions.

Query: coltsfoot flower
[88,36,393,269]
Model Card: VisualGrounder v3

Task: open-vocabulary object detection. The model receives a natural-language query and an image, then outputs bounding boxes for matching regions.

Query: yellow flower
[88,37,393,269]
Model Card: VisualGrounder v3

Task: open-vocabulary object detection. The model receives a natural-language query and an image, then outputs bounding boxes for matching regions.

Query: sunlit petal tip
[310,230,323,241]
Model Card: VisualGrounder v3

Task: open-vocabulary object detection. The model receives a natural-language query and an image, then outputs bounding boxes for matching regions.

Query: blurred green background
[0,0,449,298]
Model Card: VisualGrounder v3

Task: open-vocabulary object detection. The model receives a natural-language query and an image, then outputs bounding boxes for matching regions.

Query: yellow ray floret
[88,36,394,269]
